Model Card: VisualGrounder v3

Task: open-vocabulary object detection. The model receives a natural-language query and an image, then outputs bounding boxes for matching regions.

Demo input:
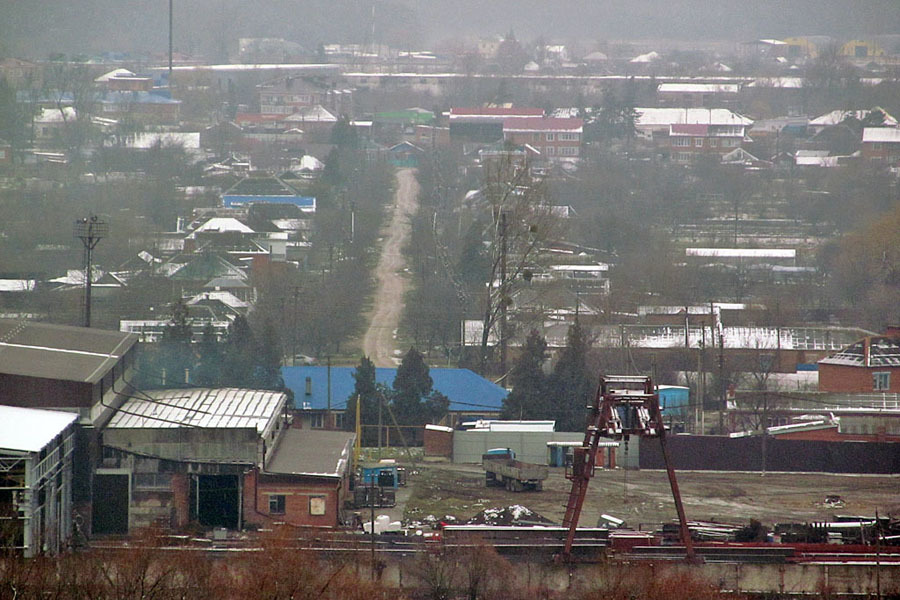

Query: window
[309,495,326,516]
[559,132,580,141]
[672,137,690,147]
[709,138,718,148]
[722,138,739,148]
[560,146,579,156]
[873,372,891,391]
[546,146,556,155]
[871,142,883,151]
[545,133,555,141]
[269,494,286,514]
[334,412,345,429]
[694,137,703,147]
[310,413,324,428]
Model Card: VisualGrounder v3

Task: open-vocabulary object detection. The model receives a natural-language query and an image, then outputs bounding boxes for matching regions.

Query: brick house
[669,123,747,163]
[818,329,900,393]
[257,76,351,117]
[502,117,583,161]
[861,127,900,164]
[449,107,544,142]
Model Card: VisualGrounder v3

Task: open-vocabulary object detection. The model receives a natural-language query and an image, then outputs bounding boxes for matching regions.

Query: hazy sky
[1,0,898,59]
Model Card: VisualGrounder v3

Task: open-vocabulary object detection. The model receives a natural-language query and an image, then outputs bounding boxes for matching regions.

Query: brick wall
[819,363,900,393]
[423,427,453,457]
[243,469,343,528]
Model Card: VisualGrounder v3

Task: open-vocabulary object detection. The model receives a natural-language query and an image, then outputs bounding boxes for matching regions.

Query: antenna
[74,215,108,327]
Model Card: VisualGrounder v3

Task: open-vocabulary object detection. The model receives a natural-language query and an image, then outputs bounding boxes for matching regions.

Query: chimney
[305,376,312,396]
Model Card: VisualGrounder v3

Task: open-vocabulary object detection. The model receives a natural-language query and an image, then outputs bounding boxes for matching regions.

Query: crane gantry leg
[562,375,696,562]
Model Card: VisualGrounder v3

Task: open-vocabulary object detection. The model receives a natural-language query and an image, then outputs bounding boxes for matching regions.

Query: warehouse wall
[452,431,585,464]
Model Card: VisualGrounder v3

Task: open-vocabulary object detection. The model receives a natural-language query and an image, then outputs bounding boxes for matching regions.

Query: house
[98,91,181,124]
[449,107,544,142]
[0,406,78,557]
[502,117,583,161]
[222,175,316,213]
[634,108,753,145]
[808,108,897,135]
[281,366,508,430]
[861,128,900,164]
[656,83,740,107]
[818,329,900,394]
[257,75,351,117]
[668,123,747,163]
[388,140,424,167]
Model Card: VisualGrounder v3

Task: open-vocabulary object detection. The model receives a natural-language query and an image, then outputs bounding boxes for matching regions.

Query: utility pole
[168,0,174,83]
[718,329,725,434]
[499,211,508,384]
[74,216,108,328]
[761,392,768,476]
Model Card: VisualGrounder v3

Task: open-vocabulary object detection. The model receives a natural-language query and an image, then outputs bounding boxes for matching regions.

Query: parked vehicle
[482,448,548,492]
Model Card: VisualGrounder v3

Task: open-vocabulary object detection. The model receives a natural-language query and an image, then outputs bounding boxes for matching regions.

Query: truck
[482,448,548,492]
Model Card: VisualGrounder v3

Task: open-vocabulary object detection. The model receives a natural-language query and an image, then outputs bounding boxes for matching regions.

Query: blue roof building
[282,366,507,419]
[223,195,316,211]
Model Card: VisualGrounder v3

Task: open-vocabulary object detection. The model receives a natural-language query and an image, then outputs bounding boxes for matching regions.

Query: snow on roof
[811,109,898,127]
[630,51,660,63]
[863,127,900,143]
[187,290,250,309]
[298,154,325,171]
[658,83,740,94]
[195,217,255,233]
[106,388,286,432]
[583,51,608,62]
[450,107,544,120]
[502,117,583,132]
[686,248,795,258]
[0,279,35,292]
[550,264,608,272]
[284,104,337,123]
[747,77,804,89]
[463,420,556,432]
[123,132,201,150]
[425,424,454,433]
[0,406,77,453]
[95,68,136,82]
[635,108,753,128]
[35,107,76,123]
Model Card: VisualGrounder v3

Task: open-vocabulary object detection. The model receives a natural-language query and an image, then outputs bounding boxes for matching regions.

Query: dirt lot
[402,462,900,530]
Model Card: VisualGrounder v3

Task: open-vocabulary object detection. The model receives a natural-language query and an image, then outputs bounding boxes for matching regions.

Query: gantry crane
[561,375,696,562]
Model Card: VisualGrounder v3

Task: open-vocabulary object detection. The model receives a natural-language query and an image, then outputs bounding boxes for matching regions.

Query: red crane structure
[561,375,696,562]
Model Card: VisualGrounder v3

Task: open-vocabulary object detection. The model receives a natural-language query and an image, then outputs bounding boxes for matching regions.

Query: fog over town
[0,1,898,597]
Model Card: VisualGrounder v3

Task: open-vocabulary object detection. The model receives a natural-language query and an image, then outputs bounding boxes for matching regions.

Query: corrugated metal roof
[0,405,77,453]
[106,388,286,432]
[0,319,137,384]
[819,337,900,367]
[283,366,507,413]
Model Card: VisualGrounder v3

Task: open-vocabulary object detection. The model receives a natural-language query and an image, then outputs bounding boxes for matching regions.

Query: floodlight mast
[74,215,108,328]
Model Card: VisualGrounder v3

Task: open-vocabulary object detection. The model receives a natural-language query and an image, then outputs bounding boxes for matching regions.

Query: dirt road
[403,462,900,528]
[361,168,419,366]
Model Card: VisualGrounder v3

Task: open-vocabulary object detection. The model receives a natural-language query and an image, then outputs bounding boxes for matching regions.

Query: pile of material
[466,504,555,526]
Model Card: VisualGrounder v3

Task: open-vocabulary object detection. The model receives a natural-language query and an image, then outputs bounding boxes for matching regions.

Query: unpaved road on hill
[361,168,419,366]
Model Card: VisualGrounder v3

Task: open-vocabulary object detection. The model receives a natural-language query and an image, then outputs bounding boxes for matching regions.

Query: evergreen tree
[391,347,436,425]
[158,298,195,386]
[346,355,380,444]
[548,320,594,431]
[221,315,256,387]
[502,329,549,420]
[252,317,284,390]
[457,220,490,288]
[193,322,222,386]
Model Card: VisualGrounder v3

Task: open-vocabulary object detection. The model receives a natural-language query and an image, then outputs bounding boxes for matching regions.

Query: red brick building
[502,117,583,161]
[818,330,900,393]
[243,429,354,528]
[861,127,900,164]
[669,123,746,163]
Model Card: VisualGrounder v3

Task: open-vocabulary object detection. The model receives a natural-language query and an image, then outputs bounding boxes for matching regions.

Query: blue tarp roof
[223,195,316,208]
[282,366,507,413]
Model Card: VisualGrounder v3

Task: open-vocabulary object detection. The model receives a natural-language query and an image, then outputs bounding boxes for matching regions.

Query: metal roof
[265,428,353,477]
[0,405,77,453]
[0,319,137,384]
[283,366,507,413]
[106,388,286,432]
[819,337,900,368]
